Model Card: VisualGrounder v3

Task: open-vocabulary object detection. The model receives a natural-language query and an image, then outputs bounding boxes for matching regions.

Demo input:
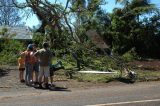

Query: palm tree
[115,0,157,22]
[115,0,130,6]
[110,0,158,54]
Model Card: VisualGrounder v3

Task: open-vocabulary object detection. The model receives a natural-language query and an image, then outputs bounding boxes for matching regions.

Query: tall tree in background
[110,0,160,57]
[0,0,22,26]
[71,0,108,43]
[11,0,160,58]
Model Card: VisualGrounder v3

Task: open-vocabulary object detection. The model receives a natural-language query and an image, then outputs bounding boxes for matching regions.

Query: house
[86,29,109,49]
[0,26,33,41]
[86,29,111,55]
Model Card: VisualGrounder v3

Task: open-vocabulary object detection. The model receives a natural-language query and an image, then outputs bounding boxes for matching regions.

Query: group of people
[18,42,64,89]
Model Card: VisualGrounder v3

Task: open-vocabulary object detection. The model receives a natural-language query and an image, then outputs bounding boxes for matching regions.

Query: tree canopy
[0,0,22,26]
[10,0,160,58]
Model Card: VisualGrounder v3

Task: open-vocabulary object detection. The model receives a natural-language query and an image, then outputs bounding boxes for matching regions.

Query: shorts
[50,67,56,77]
[19,68,25,71]
[33,62,39,73]
[39,66,50,77]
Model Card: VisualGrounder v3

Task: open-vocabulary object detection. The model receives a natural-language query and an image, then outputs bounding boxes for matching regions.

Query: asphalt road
[0,81,160,106]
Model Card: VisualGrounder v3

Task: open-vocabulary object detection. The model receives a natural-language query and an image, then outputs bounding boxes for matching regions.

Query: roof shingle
[0,26,32,40]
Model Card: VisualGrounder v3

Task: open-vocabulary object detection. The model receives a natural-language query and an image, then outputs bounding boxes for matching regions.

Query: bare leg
[39,76,43,84]
[35,72,39,82]
[19,71,22,81]
[19,70,25,82]
[50,76,53,84]
[44,77,48,84]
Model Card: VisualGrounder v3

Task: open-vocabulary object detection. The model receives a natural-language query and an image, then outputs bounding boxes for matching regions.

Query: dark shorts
[19,68,25,71]
[33,62,39,73]
[50,67,56,77]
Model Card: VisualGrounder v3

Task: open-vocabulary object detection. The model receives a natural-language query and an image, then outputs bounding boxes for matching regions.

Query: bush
[32,32,45,48]
[0,39,25,65]
[122,48,138,62]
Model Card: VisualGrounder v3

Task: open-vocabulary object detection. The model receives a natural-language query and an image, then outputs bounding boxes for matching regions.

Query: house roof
[86,30,109,49]
[0,26,33,40]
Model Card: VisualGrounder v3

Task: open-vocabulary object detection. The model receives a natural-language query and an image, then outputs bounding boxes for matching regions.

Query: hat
[27,44,33,50]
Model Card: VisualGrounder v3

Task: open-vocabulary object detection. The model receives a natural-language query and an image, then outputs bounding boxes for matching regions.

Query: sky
[21,0,160,28]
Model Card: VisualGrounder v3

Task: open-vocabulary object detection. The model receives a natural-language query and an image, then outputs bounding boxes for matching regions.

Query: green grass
[135,70,160,81]
[52,56,160,83]
[75,73,119,83]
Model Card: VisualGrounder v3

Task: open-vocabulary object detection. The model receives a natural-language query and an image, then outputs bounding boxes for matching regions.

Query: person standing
[34,42,53,88]
[18,54,25,83]
[32,44,39,85]
[21,44,34,86]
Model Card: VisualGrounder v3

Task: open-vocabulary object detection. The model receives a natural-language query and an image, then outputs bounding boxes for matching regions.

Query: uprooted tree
[12,0,73,49]
[11,0,108,49]
[11,0,160,58]
[1,0,160,72]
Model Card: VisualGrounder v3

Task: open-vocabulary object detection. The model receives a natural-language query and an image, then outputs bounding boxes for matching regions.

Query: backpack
[24,51,35,64]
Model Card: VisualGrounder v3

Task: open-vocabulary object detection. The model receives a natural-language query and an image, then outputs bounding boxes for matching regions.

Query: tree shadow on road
[34,85,71,92]
[49,86,71,92]
[115,77,136,84]
[0,68,10,78]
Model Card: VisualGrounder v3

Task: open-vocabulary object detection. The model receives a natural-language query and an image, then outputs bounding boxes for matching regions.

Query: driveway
[0,66,160,106]
[0,81,160,106]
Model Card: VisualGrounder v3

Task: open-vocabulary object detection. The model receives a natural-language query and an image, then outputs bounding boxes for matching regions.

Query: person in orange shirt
[32,44,39,85]
[18,54,25,83]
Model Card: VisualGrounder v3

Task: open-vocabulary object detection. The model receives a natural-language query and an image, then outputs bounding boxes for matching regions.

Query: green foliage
[0,40,25,65]
[2,27,8,32]
[32,32,45,48]
[86,55,120,71]
[109,0,160,58]
[122,48,138,62]
[60,55,75,70]
[134,70,160,81]
[76,74,117,83]
[0,27,8,37]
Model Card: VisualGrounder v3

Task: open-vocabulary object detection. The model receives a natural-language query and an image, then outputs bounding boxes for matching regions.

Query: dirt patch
[128,59,160,71]
[0,69,10,77]
[0,67,126,93]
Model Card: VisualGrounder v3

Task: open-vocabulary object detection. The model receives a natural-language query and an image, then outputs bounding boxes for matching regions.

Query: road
[0,81,160,106]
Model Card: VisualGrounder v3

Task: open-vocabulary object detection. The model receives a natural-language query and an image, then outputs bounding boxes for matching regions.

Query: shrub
[0,40,25,65]
[32,32,45,48]
[122,48,138,62]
